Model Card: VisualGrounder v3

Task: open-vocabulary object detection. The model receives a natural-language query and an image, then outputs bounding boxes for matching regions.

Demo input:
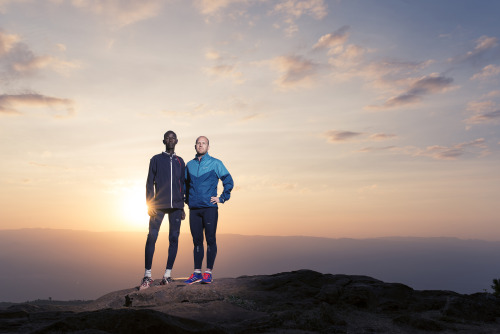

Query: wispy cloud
[366,74,454,110]
[194,0,251,16]
[324,130,397,144]
[415,138,488,160]
[0,93,75,118]
[313,26,350,54]
[70,0,164,26]
[464,92,500,125]
[204,64,245,84]
[270,0,327,36]
[1,29,80,82]
[203,49,245,84]
[449,35,499,65]
[466,109,500,124]
[271,0,327,20]
[471,64,500,81]
[0,30,20,56]
[369,133,397,141]
[324,130,364,143]
[359,139,488,160]
[268,55,319,90]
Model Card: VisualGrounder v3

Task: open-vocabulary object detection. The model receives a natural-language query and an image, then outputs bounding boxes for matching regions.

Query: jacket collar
[194,152,210,161]
[162,151,176,156]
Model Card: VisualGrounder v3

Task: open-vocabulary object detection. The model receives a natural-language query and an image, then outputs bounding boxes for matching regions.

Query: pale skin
[147,131,186,219]
[195,136,220,204]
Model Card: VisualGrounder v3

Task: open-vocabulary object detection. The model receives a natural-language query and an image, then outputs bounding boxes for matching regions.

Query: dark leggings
[189,207,218,270]
[144,208,183,270]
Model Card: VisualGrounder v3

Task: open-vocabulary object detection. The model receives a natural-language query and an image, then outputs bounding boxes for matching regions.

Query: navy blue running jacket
[146,152,185,209]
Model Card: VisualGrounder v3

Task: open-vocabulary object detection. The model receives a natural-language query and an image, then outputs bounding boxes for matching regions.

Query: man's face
[195,137,209,155]
[163,132,178,150]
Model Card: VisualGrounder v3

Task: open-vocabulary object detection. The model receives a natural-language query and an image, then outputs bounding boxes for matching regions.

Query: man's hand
[148,207,157,217]
[210,197,220,204]
[181,209,186,220]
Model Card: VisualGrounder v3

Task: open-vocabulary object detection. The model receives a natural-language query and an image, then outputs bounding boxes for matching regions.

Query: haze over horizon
[1,2,500,241]
[2,228,500,303]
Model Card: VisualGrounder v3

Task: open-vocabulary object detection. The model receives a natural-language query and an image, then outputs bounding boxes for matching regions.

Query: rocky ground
[1,270,500,333]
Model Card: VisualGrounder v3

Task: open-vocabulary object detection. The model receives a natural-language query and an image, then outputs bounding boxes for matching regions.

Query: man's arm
[214,160,233,203]
[146,158,157,216]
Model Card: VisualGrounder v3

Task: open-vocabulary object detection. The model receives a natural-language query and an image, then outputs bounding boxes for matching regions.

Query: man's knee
[169,230,180,244]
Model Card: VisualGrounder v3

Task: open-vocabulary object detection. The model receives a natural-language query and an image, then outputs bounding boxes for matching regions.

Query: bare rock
[2,270,500,333]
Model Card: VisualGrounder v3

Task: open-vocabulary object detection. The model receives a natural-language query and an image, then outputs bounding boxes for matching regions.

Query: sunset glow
[1,0,500,240]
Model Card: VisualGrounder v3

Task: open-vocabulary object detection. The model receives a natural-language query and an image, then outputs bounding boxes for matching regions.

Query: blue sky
[1,0,500,239]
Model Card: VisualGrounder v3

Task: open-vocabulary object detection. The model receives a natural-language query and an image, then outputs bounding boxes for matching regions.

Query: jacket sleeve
[184,164,189,204]
[216,161,233,203]
[146,158,156,207]
[180,158,186,202]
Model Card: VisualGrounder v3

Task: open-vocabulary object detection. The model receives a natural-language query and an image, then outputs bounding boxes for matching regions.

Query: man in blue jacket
[139,130,186,290]
[184,136,233,284]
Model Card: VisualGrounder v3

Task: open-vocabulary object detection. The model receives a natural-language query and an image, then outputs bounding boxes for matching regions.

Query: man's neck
[197,153,206,161]
[165,149,175,155]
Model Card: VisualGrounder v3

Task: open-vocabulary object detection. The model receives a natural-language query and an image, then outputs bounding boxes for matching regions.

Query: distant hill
[1,229,500,302]
[2,270,500,333]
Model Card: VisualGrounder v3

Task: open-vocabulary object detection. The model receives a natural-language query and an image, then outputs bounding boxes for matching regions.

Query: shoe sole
[200,281,212,284]
[185,279,202,284]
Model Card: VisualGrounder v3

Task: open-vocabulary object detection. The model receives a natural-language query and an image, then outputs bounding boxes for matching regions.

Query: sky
[1,0,500,240]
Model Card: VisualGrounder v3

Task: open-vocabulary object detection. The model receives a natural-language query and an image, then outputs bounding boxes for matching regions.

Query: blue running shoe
[201,272,212,284]
[184,272,202,284]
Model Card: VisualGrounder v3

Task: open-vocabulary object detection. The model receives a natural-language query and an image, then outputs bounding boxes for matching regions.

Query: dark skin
[148,131,186,220]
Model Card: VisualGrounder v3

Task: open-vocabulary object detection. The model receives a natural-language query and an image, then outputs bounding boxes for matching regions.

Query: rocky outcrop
[2,270,500,333]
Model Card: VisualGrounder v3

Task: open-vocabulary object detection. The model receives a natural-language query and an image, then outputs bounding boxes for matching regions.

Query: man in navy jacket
[139,130,186,290]
[184,136,233,284]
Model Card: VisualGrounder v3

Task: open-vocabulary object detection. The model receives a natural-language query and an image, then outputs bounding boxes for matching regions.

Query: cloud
[268,55,319,90]
[0,30,20,56]
[466,109,500,124]
[324,130,397,144]
[359,139,488,160]
[369,133,397,141]
[313,26,349,53]
[0,93,75,118]
[465,94,500,125]
[70,0,164,26]
[415,138,487,160]
[204,64,245,84]
[271,0,327,36]
[194,0,251,16]
[324,130,364,143]
[271,0,327,20]
[366,74,454,110]
[358,146,397,152]
[471,64,500,81]
[1,30,80,81]
[449,35,499,65]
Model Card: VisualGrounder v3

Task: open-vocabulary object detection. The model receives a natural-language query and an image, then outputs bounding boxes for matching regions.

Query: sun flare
[120,187,149,228]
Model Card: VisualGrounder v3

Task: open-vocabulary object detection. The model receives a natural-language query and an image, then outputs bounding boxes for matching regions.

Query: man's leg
[144,210,165,272]
[165,209,182,271]
[184,208,204,284]
[203,207,219,270]
[189,208,205,269]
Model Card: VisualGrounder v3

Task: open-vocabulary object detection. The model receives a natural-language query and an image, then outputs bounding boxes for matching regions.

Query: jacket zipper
[170,155,173,208]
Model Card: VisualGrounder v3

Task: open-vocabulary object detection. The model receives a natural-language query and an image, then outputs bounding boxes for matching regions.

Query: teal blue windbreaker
[185,153,233,209]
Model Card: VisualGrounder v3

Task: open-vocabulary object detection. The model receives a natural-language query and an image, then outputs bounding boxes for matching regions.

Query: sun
[120,187,149,228]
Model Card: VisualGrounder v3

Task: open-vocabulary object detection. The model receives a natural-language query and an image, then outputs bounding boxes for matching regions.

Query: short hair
[195,136,209,145]
[164,130,177,139]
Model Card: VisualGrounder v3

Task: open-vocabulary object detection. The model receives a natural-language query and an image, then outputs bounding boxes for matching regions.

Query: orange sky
[1,0,500,240]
